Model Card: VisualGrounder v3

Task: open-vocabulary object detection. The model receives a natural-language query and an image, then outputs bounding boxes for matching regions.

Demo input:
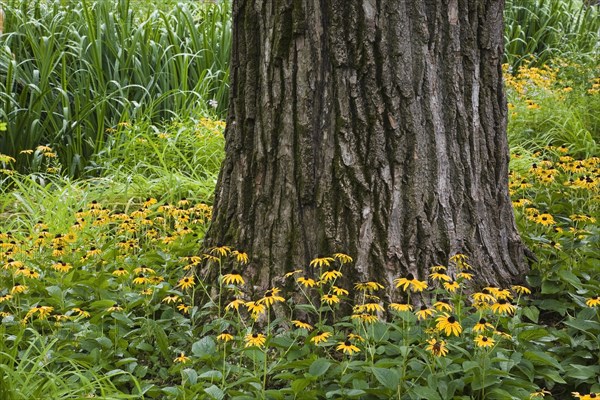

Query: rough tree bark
[205,0,529,295]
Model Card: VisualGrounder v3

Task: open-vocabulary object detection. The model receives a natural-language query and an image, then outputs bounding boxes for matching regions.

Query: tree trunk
[205,0,529,296]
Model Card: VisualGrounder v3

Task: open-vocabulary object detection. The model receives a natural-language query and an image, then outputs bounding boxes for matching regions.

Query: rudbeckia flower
[435,313,462,336]
[394,274,428,292]
[177,276,196,290]
[310,331,332,345]
[425,338,448,357]
[320,269,342,282]
[222,272,245,285]
[336,340,360,355]
[217,331,234,342]
[585,296,600,307]
[333,253,353,264]
[389,303,413,312]
[297,277,318,288]
[173,352,191,363]
[310,257,335,268]
[258,288,285,306]
[415,305,434,320]
[473,318,494,333]
[474,335,495,348]
[321,293,340,305]
[491,299,516,315]
[291,320,313,331]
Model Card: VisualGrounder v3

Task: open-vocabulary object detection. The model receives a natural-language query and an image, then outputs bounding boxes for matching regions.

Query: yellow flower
[354,281,384,292]
[429,265,447,273]
[132,274,149,285]
[162,295,181,304]
[443,281,460,293]
[336,340,360,355]
[491,299,516,315]
[310,331,332,345]
[529,388,551,398]
[245,301,266,318]
[433,300,453,312]
[112,267,129,276]
[210,246,231,257]
[358,303,384,313]
[351,313,378,323]
[332,286,349,296]
[425,338,448,357]
[472,291,496,304]
[389,303,413,312]
[225,298,245,311]
[310,257,335,268]
[291,320,313,331]
[332,253,353,264]
[429,272,451,282]
[347,333,365,342]
[11,284,28,295]
[320,269,342,282]
[107,303,123,312]
[435,313,462,336]
[297,277,318,288]
[534,213,555,226]
[178,276,196,290]
[258,288,285,306]
[217,331,234,342]
[134,266,156,275]
[174,352,191,363]
[321,293,340,305]
[52,261,72,273]
[572,392,600,400]
[26,305,54,320]
[222,272,245,286]
[284,269,302,278]
[457,272,474,281]
[244,332,266,348]
[177,304,192,314]
[585,296,600,307]
[394,274,428,292]
[512,285,531,295]
[473,318,494,333]
[485,287,512,300]
[71,308,90,318]
[474,335,495,348]
[25,269,40,279]
[0,294,13,302]
[232,250,249,264]
[415,305,434,320]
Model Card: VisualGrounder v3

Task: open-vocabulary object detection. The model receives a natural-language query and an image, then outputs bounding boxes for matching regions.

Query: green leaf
[523,351,562,370]
[182,368,198,385]
[371,367,399,391]
[412,385,442,400]
[557,269,582,289]
[291,378,311,394]
[308,358,331,377]
[204,385,225,400]
[517,327,549,341]
[521,306,540,323]
[192,336,216,359]
[565,364,599,380]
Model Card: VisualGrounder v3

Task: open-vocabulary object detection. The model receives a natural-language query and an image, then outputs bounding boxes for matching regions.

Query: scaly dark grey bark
[205,0,529,296]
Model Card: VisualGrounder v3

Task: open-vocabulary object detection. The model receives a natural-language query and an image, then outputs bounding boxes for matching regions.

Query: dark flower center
[448,316,456,323]
[479,318,487,324]
[420,305,428,310]
[482,337,489,342]
[498,299,508,305]
[406,273,415,280]
[344,340,351,346]
[252,333,258,338]
[265,290,273,297]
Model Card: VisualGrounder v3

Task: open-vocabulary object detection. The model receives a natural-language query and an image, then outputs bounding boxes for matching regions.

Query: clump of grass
[0,0,230,176]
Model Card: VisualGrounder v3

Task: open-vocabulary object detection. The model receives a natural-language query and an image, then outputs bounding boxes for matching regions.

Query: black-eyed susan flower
[443,281,460,293]
[333,253,353,264]
[25,269,40,279]
[244,332,266,348]
[320,269,342,282]
[491,299,516,315]
[292,320,313,331]
[535,213,555,226]
[232,250,249,264]
[210,246,231,257]
[332,286,349,296]
[0,294,13,302]
[71,308,90,318]
[529,388,551,398]
[433,300,453,312]
[178,276,196,290]
[585,296,600,307]
[473,318,494,333]
[297,277,318,288]
[11,284,27,295]
[258,288,285,306]
[474,335,495,348]
[572,392,600,400]
[415,305,434,320]
[336,340,360,355]
[245,301,266,318]
[52,261,72,273]
[354,281,384,292]
[457,272,474,281]
[284,269,302,278]
[310,256,335,268]
[430,272,451,282]
[107,303,123,312]
[389,303,413,312]
[430,265,447,273]
[472,290,496,304]
[26,305,54,320]
[134,266,156,275]
[310,331,332,345]
[425,338,448,357]
[435,313,462,336]
[222,271,245,285]
[512,285,531,295]
[132,274,149,285]
[226,298,245,311]
[174,352,191,363]
[177,304,192,314]
[394,274,428,292]
[112,267,128,276]
[347,333,365,342]
[351,313,378,323]
[217,331,234,342]
[321,293,340,305]
[162,295,181,304]
[355,303,384,313]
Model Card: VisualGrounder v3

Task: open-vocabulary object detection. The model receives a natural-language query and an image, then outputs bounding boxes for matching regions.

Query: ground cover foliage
[0,0,599,399]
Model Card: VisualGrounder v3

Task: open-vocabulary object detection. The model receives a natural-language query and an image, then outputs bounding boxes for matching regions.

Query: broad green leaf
[412,385,442,400]
[523,351,562,370]
[204,385,225,400]
[308,358,331,377]
[192,336,216,358]
[371,367,399,391]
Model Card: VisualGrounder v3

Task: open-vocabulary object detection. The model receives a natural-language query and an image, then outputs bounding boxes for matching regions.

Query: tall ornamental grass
[0,0,230,176]
[504,0,600,67]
